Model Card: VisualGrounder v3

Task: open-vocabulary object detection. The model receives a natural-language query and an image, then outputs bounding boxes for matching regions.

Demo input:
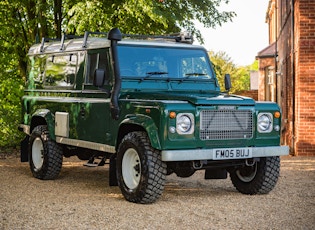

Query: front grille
[200,110,253,140]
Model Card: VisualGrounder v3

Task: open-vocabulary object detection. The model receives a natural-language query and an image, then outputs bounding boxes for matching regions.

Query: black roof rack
[38,30,193,53]
[120,32,193,44]
[39,34,85,53]
[82,31,108,48]
[39,37,60,53]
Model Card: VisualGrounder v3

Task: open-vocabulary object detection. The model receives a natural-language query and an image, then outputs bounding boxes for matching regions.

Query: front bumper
[161,146,289,161]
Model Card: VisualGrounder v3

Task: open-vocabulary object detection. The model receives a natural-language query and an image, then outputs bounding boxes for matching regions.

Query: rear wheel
[29,125,63,180]
[230,156,280,194]
[116,131,166,204]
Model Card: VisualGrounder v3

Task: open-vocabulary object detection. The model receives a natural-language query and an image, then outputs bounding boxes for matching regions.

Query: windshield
[117,45,215,80]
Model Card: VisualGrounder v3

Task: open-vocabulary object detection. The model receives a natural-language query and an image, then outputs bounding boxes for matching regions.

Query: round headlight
[258,113,273,133]
[176,113,194,134]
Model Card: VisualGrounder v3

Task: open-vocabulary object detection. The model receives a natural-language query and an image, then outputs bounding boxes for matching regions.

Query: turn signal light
[169,112,176,119]
[274,111,281,118]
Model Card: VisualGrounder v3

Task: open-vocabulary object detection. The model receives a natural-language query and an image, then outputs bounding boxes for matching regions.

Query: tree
[0,0,236,79]
[0,0,235,148]
[209,50,251,93]
[0,47,24,147]
[66,0,236,40]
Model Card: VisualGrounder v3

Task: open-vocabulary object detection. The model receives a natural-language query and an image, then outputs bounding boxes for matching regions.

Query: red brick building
[257,0,315,156]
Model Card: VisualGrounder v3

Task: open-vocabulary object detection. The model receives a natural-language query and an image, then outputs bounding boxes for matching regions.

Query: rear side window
[44,54,77,88]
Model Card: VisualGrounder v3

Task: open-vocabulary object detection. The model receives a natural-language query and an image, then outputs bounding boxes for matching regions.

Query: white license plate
[213,148,252,160]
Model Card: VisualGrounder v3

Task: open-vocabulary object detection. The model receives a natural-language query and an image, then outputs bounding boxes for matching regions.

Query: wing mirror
[224,74,232,92]
[93,69,106,87]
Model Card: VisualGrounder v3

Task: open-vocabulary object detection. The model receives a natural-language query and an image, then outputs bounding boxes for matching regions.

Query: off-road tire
[230,156,280,195]
[29,125,63,180]
[116,131,167,204]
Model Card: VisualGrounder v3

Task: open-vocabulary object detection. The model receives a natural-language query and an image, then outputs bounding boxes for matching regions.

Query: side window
[44,53,77,87]
[87,53,98,83]
[85,49,110,85]
[27,55,46,88]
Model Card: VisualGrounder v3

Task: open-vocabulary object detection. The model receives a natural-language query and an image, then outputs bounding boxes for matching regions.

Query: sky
[195,0,270,66]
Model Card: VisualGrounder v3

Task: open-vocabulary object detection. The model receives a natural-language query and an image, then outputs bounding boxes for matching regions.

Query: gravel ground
[0,153,314,230]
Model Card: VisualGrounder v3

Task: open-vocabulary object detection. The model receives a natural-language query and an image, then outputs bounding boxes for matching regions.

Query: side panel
[55,112,69,137]
[72,97,111,144]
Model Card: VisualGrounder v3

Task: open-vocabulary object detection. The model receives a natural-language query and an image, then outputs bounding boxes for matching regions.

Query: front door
[76,48,113,146]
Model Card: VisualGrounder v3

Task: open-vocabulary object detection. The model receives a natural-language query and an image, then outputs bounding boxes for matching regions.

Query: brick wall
[263,0,315,156]
[277,0,294,153]
[294,0,315,155]
[237,90,258,101]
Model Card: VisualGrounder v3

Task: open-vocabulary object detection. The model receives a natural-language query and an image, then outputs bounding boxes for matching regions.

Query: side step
[83,155,107,167]
[82,153,118,186]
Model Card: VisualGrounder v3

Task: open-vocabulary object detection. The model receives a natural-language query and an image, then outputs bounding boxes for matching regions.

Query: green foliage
[0,0,235,148]
[209,51,251,93]
[66,0,236,41]
[250,60,259,71]
[0,54,24,147]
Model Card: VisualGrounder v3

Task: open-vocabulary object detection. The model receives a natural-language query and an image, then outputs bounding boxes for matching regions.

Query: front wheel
[230,156,280,194]
[116,131,167,204]
[29,125,63,180]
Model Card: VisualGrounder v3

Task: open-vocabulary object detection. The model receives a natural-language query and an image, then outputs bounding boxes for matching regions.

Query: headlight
[176,113,194,134]
[257,113,273,133]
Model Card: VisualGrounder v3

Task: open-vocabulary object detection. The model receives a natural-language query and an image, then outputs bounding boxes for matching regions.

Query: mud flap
[205,168,227,179]
[20,136,29,162]
[109,154,118,186]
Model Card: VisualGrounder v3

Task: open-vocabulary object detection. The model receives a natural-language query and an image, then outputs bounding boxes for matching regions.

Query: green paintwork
[30,108,55,139]
[19,37,283,156]
[120,114,161,149]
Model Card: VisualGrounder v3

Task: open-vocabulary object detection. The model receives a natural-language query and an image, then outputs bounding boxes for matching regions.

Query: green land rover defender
[18,28,289,203]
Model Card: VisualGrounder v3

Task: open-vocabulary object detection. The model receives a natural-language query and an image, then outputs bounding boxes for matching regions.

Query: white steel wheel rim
[32,137,44,170]
[236,163,257,183]
[122,148,141,190]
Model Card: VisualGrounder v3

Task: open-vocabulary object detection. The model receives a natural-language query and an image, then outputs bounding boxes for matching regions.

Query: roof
[256,42,276,59]
[28,34,202,56]
[28,37,111,55]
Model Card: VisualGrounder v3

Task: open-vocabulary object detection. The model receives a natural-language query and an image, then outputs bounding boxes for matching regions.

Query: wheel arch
[30,109,55,139]
[117,115,161,150]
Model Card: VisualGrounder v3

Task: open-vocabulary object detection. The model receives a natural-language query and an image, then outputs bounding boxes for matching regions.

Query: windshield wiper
[180,72,208,83]
[140,71,168,81]
[146,71,168,76]
[185,72,207,76]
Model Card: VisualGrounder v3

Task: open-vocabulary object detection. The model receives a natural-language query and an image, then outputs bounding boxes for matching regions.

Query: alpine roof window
[44,53,77,88]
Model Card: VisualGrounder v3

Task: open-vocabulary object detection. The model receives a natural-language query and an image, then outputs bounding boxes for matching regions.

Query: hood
[121,91,256,106]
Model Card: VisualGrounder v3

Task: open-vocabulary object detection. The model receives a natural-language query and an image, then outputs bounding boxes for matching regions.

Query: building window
[265,66,276,102]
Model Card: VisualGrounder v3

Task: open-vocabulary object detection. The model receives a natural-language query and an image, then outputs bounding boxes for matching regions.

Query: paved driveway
[0,155,314,229]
